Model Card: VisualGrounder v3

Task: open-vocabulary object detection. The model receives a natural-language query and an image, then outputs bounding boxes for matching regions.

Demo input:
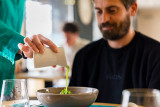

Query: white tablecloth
[30,100,41,106]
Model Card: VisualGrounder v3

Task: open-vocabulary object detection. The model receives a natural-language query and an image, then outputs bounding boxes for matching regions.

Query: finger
[42,43,45,47]
[18,43,29,52]
[38,34,58,53]
[32,35,45,54]
[18,43,33,58]
[24,37,39,53]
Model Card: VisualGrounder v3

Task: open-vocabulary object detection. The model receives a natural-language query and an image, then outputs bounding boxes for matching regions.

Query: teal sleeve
[0,19,25,64]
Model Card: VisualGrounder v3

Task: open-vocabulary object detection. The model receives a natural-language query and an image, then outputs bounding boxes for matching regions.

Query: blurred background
[15,0,160,99]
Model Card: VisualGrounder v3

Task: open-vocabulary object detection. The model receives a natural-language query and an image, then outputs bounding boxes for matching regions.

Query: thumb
[18,43,29,52]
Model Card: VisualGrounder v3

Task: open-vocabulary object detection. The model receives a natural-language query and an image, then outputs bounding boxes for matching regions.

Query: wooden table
[93,102,120,106]
[15,72,65,82]
[15,73,66,97]
[94,103,143,107]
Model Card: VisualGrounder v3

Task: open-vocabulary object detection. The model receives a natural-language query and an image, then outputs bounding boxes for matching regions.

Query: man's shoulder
[136,31,160,48]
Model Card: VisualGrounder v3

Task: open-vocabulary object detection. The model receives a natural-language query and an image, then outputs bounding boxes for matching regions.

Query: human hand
[18,34,58,58]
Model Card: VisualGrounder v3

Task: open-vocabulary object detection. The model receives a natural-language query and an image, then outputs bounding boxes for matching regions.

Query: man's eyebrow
[105,5,119,10]
[95,6,118,10]
[107,5,118,8]
[95,7,101,10]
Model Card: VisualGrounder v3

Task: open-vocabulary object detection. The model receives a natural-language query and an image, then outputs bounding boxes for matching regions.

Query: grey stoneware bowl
[36,87,99,107]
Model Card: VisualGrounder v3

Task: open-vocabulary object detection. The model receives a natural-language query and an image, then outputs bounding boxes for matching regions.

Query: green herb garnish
[60,65,71,94]
[60,88,71,94]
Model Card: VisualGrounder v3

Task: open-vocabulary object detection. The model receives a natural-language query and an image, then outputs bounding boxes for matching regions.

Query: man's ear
[129,2,138,16]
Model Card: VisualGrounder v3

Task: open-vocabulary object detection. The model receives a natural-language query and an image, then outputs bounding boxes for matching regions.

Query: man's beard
[99,14,130,41]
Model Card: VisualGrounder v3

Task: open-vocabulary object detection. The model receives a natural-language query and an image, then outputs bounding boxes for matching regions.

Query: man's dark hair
[92,0,137,10]
[120,0,137,10]
[62,22,79,33]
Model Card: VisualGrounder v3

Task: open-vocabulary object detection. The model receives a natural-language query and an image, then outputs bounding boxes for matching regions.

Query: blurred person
[62,22,90,72]
[53,22,90,87]
[0,0,58,93]
[69,0,160,104]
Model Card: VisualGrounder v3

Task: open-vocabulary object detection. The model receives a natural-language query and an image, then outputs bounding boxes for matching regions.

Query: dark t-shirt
[69,31,160,104]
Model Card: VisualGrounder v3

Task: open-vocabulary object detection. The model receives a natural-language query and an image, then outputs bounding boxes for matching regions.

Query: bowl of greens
[36,87,99,107]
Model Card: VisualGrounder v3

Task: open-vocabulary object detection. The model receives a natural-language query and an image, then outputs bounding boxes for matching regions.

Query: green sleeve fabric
[0,0,25,93]
[0,19,24,64]
[0,0,25,64]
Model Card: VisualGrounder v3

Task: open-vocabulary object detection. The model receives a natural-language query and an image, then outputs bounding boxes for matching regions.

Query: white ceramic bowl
[37,87,99,107]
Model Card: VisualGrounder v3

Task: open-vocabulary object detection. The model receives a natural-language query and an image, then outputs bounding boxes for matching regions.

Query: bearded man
[69,0,160,104]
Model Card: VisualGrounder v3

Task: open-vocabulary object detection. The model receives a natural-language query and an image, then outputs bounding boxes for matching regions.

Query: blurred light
[64,0,75,5]
[26,1,52,37]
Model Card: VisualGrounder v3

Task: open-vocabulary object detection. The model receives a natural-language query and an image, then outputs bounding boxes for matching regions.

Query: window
[25,0,74,71]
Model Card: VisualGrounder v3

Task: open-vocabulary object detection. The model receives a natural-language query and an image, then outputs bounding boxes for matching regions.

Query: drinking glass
[0,79,29,107]
[121,88,160,107]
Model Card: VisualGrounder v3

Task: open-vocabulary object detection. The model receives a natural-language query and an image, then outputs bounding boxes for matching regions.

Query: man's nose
[101,12,110,23]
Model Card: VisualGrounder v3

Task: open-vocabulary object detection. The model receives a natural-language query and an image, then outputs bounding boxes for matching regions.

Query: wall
[136,8,160,41]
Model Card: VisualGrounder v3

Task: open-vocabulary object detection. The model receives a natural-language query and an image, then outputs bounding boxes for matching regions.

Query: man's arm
[148,61,160,89]
[148,47,160,89]
[69,50,88,86]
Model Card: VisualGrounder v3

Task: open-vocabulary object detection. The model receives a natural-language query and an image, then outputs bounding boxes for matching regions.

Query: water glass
[121,88,160,107]
[0,79,29,107]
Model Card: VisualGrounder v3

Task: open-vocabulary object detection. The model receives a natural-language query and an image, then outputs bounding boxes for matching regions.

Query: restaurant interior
[14,0,160,101]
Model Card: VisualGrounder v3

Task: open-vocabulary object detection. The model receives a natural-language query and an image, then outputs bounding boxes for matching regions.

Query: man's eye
[96,10,102,15]
[108,8,118,14]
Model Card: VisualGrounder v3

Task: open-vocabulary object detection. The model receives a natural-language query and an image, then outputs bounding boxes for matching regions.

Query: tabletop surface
[15,72,65,81]
[93,103,120,106]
